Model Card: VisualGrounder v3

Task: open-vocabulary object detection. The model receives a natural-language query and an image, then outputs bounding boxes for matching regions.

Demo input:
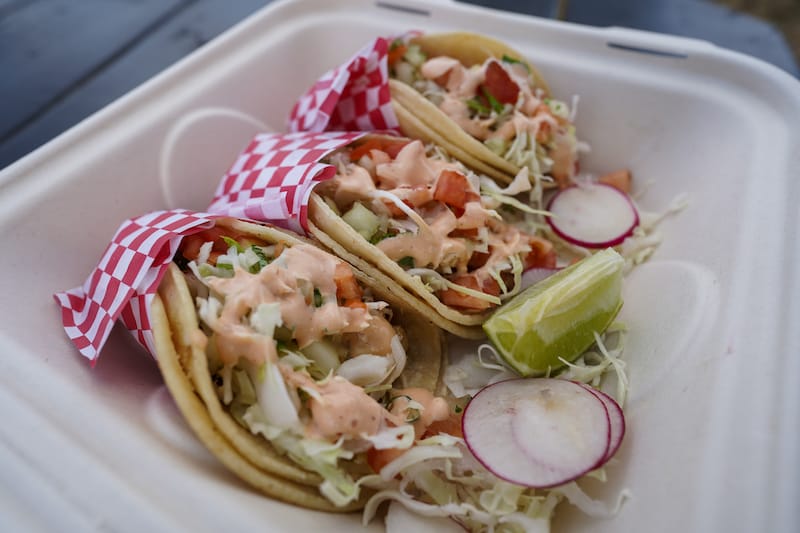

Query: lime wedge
[483,248,624,376]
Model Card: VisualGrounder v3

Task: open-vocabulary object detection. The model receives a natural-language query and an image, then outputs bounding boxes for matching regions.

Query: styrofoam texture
[1,0,799,531]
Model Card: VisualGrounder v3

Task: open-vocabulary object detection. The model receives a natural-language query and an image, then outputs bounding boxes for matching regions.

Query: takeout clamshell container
[2,0,799,531]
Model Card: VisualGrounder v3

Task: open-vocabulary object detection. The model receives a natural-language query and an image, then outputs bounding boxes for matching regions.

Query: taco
[151,217,455,510]
[306,134,557,332]
[387,31,579,188]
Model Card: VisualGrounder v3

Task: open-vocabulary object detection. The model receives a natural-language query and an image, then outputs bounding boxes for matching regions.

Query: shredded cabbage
[249,302,282,338]
[370,189,432,236]
[337,354,393,387]
[243,405,362,506]
[364,424,416,451]
[251,361,301,431]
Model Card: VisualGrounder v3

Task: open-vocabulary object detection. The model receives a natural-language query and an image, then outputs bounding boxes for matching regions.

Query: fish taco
[151,217,454,510]
[387,31,580,188]
[306,134,557,332]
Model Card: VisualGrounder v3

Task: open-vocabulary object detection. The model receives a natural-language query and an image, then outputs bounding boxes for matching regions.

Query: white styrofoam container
[1,0,799,531]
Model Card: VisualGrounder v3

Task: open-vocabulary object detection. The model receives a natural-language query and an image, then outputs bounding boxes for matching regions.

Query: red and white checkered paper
[56,132,370,362]
[287,36,401,134]
[55,30,422,363]
[54,210,220,363]
[207,131,366,232]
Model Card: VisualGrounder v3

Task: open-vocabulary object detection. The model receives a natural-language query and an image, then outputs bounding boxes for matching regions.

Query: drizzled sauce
[285,371,393,440]
[390,387,451,438]
[418,56,577,184]
[198,239,453,446]
[328,140,534,301]
[206,244,373,365]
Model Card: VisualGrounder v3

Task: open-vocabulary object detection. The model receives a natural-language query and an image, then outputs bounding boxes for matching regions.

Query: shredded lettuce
[618,192,688,272]
[243,405,362,506]
[300,338,341,378]
[249,302,282,338]
[250,361,301,431]
[552,481,631,518]
[364,424,416,451]
[370,189,433,237]
[337,353,394,387]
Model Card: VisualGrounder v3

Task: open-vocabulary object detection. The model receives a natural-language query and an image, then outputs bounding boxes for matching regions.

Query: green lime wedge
[483,248,624,376]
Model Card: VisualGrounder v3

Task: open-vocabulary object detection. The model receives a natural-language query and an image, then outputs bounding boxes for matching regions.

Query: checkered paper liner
[54,210,220,363]
[287,35,402,134]
[206,130,367,232]
[55,27,423,363]
[56,132,372,362]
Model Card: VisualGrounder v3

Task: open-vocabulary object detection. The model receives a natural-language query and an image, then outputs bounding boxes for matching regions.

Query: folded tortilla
[307,134,557,333]
[152,217,449,510]
[387,31,578,188]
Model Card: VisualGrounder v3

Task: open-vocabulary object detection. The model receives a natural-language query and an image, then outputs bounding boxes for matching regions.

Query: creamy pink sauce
[375,140,449,188]
[329,140,532,291]
[345,316,396,357]
[333,164,376,207]
[200,241,454,444]
[421,57,484,98]
[378,203,462,269]
[390,387,451,439]
[418,55,576,183]
[206,244,373,365]
[284,371,399,440]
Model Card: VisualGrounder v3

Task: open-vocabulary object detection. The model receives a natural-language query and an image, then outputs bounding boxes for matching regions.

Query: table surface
[1,0,798,171]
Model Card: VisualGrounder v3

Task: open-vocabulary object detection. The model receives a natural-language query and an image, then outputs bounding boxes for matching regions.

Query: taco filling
[389,38,579,188]
[313,137,556,317]
[175,225,455,506]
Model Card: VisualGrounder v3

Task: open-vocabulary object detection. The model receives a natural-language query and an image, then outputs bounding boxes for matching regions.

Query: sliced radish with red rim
[547,182,639,248]
[462,378,623,489]
[519,267,559,290]
[574,382,626,462]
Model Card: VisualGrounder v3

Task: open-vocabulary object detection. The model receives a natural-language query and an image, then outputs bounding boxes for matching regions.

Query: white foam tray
[2,0,799,531]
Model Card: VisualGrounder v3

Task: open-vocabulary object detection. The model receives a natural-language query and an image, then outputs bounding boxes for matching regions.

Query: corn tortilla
[152,218,448,511]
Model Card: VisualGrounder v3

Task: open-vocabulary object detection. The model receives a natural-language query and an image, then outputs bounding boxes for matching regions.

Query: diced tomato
[536,120,552,143]
[180,234,206,262]
[394,186,433,208]
[433,170,479,213]
[598,169,632,194]
[450,228,479,239]
[349,137,410,162]
[180,227,250,264]
[422,411,464,439]
[343,298,367,310]
[381,199,407,218]
[439,274,500,311]
[379,186,431,217]
[482,60,520,106]
[348,139,382,162]
[367,411,464,474]
[523,236,557,270]
[334,262,362,302]
[367,446,406,475]
[387,43,408,67]
[467,250,490,270]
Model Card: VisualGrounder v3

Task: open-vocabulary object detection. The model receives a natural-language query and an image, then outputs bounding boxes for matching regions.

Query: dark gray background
[1,0,797,170]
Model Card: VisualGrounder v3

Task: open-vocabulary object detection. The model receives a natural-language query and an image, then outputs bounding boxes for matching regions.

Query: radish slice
[520,267,559,291]
[547,183,639,248]
[462,378,613,488]
[576,383,626,462]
